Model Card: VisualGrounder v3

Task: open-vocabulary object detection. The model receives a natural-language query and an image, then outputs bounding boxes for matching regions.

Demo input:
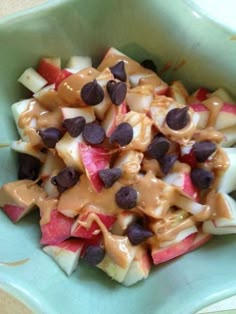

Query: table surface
[0,1,236,313]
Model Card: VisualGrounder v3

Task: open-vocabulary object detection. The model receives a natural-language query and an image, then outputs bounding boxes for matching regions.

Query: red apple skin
[55,69,72,90]
[190,103,236,114]
[179,149,197,168]
[79,143,111,192]
[118,102,128,114]
[156,86,169,96]
[195,88,209,101]
[71,211,116,238]
[56,238,84,253]
[188,233,212,252]
[37,59,61,84]
[2,204,26,223]
[40,209,74,245]
[80,234,103,257]
[151,233,196,265]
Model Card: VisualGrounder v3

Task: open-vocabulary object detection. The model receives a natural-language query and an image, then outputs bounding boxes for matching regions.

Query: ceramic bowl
[0,1,236,313]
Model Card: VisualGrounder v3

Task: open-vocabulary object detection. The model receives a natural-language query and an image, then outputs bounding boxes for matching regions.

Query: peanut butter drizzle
[37,197,58,225]
[0,258,29,267]
[37,90,66,110]
[194,127,224,143]
[203,96,224,127]
[206,190,232,219]
[57,67,100,106]
[0,180,46,208]
[142,158,163,178]
[80,213,134,268]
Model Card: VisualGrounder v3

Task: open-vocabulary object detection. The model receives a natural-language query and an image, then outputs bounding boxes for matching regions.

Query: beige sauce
[57,67,100,106]
[0,289,33,314]
[203,96,224,127]
[37,197,58,225]
[194,127,224,143]
[206,190,232,219]
[0,258,29,267]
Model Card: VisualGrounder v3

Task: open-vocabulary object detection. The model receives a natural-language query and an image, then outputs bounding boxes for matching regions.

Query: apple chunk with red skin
[79,143,111,192]
[71,211,116,238]
[43,238,84,276]
[40,209,74,245]
[0,180,46,223]
[151,233,196,265]
[37,59,61,84]
[188,231,211,252]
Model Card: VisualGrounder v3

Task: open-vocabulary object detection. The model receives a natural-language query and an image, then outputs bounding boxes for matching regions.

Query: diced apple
[80,235,103,257]
[79,143,111,192]
[126,85,154,113]
[37,59,61,84]
[113,150,143,180]
[122,249,152,286]
[187,87,209,104]
[11,99,33,139]
[188,231,212,252]
[66,56,92,72]
[214,193,236,228]
[43,238,84,275]
[151,233,196,265]
[218,147,236,193]
[39,151,65,181]
[159,226,198,248]
[71,211,116,238]
[0,180,46,222]
[18,67,48,93]
[55,69,73,90]
[221,125,236,147]
[202,220,236,235]
[40,209,74,245]
[43,57,61,68]
[168,81,189,105]
[33,84,55,99]
[55,132,85,172]
[41,170,60,198]
[61,107,95,123]
[101,105,117,136]
[11,140,46,163]
[210,87,235,103]
[163,172,199,200]
[112,211,138,235]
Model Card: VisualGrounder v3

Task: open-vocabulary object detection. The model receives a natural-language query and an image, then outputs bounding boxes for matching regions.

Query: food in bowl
[0,47,236,286]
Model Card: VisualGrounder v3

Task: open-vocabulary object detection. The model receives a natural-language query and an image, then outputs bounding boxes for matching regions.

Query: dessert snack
[0,48,236,286]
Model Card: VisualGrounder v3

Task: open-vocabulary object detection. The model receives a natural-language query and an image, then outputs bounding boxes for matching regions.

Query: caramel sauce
[194,127,224,143]
[57,67,100,106]
[206,190,232,219]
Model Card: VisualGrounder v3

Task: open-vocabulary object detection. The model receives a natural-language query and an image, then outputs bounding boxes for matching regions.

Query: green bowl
[0,1,236,313]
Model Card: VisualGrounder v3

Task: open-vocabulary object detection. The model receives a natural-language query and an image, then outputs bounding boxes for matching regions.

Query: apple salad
[0,48,236,286]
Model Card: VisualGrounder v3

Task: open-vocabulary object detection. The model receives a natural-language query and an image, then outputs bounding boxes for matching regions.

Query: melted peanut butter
[81,213,134,268]
[206,190,232,219]
[194,127,224,143]
[57,67,100,106]
[0,258,29,267]
[37,90,66,110]
[37,197,58,225]
[203,96,224,127]
[141,158,163,178]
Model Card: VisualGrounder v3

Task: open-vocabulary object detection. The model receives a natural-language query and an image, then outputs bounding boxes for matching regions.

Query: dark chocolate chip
[190,168,214,189]
[98,168,122,189]
[166,107,190,130]
[141,59,157,73]
[63,116,86,138]
[82,123,105,145]
[115,186,137,209]
[83,245,105,266]
[109,122,133,146]
[127,223,153,245]
[159,154,178,175]
[147,136,170,159]
[18,153,41,180]
[107,80,127,106]
[81,80,104,106]
[193,141,216,163]
[109,61,127,82]
[39,127,62,148]
[51,167,80,193]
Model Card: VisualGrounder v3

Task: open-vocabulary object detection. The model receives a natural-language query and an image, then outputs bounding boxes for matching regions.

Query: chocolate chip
[109,122,133,146]
[39,127,62,148]
[166,107,190,130]
[81,80,104,106]
[83,245,105,266]
[127,223,153,245]
[109,61,127,82]
[107,80,127,106]
[63,116,85,138]
[159,154,178,174]
[18,153,41,180]
[115,186,137,209]
[98,168,122,188]
[141,59,157,73]
[82,123,105,145]
[147,136,170,159]
[190,168,214,189]
[193,141,216,163]
[51,167,80,193]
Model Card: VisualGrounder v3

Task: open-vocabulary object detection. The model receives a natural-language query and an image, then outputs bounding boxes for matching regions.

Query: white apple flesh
[18,67,48,93]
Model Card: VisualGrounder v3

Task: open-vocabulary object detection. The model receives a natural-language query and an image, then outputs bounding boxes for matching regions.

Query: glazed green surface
[0,1,236,313]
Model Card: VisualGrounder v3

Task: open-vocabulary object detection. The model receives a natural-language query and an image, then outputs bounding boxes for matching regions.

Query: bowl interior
[0,1,236,313]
